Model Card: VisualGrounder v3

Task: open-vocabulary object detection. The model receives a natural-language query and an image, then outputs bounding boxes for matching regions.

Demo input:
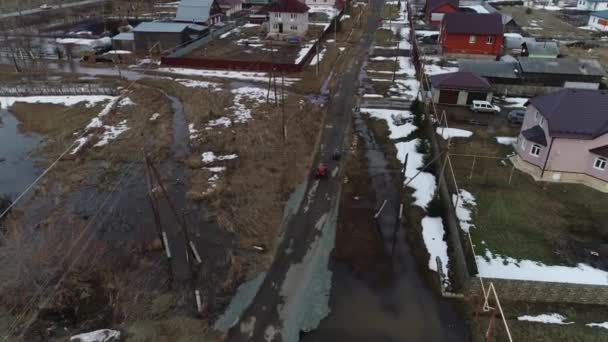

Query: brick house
[513,89,608,192]
[425,0,459,27]
[439,12,503,57]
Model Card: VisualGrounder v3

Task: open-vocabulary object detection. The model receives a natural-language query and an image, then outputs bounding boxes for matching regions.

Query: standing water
[0,108,43,200]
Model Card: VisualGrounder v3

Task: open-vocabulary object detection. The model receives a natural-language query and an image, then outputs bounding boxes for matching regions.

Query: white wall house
[577,0,608,11]
[269,12,309,35]
[267,0,310,37]
[588,10,608,31]
[218,0,243,18]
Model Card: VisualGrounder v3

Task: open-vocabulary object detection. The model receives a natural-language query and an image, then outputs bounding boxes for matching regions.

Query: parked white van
[470,100,501,113]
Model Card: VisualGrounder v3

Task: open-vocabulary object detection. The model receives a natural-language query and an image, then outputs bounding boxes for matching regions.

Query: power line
[2,161,140,341]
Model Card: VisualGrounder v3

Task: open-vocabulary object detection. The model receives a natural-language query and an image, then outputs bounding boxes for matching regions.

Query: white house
[588,10,608,31]
[577,0,608,11]
[268,0,310,38]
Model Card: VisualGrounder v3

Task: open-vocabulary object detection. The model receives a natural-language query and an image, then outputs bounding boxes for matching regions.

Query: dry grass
[499,6,592,39]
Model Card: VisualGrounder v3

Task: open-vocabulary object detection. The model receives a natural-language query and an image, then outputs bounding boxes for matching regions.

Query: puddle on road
[303,111,469,342]
[0,109,43,200]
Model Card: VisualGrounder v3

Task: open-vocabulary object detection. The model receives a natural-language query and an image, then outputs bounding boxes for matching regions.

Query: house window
[535,111,540,121]
[487,36,494,44]
[274,12,280,18]
[530,144,541,157]
[291,25,298,30]
[273,24,279,29]
[539,117,544,126]
[290,13,296,19]
[594,157,607,171]
[469,35,476,44]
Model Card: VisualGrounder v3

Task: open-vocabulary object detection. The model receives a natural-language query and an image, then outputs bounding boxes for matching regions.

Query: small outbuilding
[521,41,560,59]
[112,32,135,52]
[132,22,207,53]
[425,0,460,27]
[588,10,608,31]
[430,71,493,105]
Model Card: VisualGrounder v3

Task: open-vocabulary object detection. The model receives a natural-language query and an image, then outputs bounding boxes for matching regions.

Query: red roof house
[425,0,459,27]
[439,13,503,57]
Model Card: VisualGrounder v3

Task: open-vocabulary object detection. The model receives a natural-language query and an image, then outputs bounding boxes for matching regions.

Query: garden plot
[444,122,608,285]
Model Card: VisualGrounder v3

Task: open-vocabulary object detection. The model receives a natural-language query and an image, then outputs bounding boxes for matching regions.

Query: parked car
[470,100,501,114]
[315,164,328,178]
[507,109,526,124]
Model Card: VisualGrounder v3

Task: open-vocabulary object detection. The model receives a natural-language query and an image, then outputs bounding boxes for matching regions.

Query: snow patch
[309,49,326,66]
[118,97,135,107]
[496,136,517,145]
[452,190,476,233]
[395,139,437,209]
[202,151,238,163]
[360,108,416,140]
[587,322,608,330]
[94,120,129,147]
[517,313,573,325]
[422,217,449,281]
[70,329,120,342]
[436,127,473,140]
[503,97,529,108]
[149,112,161,121]
[0,95,115,109]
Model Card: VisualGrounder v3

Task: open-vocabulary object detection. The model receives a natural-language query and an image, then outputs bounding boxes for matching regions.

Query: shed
[112,32,135,52]
[458,59,522,84]
[521,41,560,59]
[430,71,493,105]
[519,58,606,88]
[132,22,205,53]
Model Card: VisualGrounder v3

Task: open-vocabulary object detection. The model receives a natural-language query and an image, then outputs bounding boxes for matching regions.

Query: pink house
[513,89,608,192]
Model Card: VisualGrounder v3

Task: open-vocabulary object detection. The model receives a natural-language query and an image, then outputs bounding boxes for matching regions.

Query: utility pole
[281,73,286,143]
[316,39,320,76]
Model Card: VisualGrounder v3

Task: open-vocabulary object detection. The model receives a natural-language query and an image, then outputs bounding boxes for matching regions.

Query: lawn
[472,300,608,342]
[381,3,401,21]
[445,121,608,267]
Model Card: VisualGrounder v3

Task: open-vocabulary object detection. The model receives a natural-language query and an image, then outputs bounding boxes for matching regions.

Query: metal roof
[522,125,547,146]
[518,58,606,76]
[430,71,492,91]
[133,22,190,33]
[176,0,215,23]
[591,10,608,19]
[590,145,608,158]
[266,0,309,13]
[530,89,608,139]
[522,41,560,57]
[442,12,503,35]
[112,32,134,41]
[458,59,521,79]
[426,0,459,12]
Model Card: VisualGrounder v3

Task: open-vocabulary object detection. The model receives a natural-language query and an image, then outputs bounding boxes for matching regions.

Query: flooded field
[0,108,43,199]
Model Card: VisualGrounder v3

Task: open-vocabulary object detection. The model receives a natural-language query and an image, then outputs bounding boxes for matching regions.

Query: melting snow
[436,127,473,140]
[517,313,573,325]
[0,95,115,109]
[496,136,517,145]
[309,49,326,66]
[587,322,608,330]
[504,97,529,108]
[70,329,120,342]
[452,190,476,233]
[189,123,199,139]
[361,108,416,140]
[118,97,135,107]
[395,139,436,209]
[158,67,299,85]
[295,42,316,64]
[150,112,161,121]
[94,120,129,147]
[202,151,238,163]
[422,217,449,281]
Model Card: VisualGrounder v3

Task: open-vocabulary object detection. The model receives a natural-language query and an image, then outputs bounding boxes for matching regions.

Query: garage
[430,71,494,106]
[438,90,459,104]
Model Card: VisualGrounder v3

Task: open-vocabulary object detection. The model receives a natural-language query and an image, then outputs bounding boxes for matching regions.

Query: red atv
[315,163,328,178]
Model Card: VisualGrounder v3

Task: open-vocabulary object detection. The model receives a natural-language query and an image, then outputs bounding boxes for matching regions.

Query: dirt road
[224,1,387,341]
